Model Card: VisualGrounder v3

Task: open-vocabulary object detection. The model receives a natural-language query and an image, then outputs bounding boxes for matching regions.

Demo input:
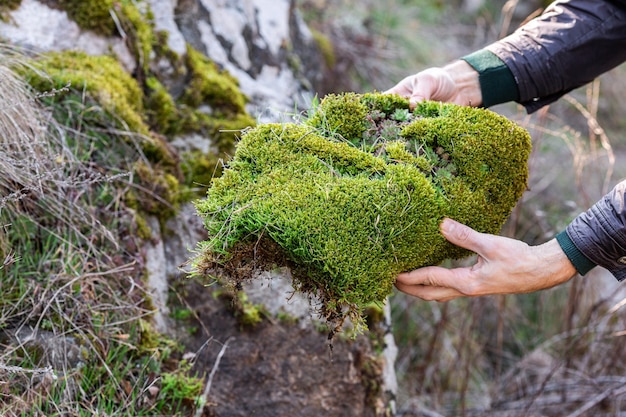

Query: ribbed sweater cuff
[556,230,596,276]
[461,49,519,107]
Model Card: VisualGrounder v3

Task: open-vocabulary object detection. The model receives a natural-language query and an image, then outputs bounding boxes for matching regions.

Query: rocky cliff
[0,1,396,416]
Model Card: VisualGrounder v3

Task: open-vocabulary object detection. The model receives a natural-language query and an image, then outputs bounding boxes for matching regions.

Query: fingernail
[396,272,411,282]
[440,218,454,234]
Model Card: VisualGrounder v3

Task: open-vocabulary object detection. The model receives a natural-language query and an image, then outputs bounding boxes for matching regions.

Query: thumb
[440,218,490,254]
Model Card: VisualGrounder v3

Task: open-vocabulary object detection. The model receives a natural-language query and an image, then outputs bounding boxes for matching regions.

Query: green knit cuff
[461,49,519,107]
[556,230,596,276]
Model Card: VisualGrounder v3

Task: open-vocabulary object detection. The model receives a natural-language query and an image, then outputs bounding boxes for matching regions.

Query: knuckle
[455,226,473,242]
[458,279,480,297]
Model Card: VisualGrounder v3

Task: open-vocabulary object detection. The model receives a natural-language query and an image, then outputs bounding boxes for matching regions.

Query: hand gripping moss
[194,92,531,333]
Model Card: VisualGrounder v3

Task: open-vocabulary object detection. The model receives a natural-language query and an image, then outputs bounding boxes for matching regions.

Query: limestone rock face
[174,0,321,119]
[0,0,319,117]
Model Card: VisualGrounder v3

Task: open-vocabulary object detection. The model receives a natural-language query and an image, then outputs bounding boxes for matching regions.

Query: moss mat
[194,92,531,331]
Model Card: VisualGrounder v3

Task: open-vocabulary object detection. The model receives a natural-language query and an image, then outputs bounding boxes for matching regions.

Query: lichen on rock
[195,92,531,333]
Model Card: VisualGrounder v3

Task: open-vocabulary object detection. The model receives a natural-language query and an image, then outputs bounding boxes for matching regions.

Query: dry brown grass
[0,44,184,416]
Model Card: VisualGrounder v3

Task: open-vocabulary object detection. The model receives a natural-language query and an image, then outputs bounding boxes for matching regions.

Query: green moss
[21,46,256,211]
[359,354,384,409]
[171,307,193,321]
[138,318,164,352]
[311,28,336,68]
[195,92,531,332]
[134,211,153,240]
[157,45,256,195]
[159,360,203,407]
[213,287,266,327]
[20,51,183,225]
[181,150,221,190]
[145,72,253,156]
[58,0,116,36]
[119,1,156,70]
[276,311,299,325]
[236,292,265,327]
[145,76,180,135]
[306,92,369,143]
[132,161,181,218]
[181,45,249,116]
[23,51,149,134]
[142,45,256,196]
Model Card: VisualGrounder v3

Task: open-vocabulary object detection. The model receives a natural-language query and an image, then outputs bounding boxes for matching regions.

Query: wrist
[532,238,578,287]
[442,60,483,107]
[460,49,519,107]
[555,230,596,276]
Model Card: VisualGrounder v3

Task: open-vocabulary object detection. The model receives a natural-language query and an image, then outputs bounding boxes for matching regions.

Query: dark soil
[175,279,387,417]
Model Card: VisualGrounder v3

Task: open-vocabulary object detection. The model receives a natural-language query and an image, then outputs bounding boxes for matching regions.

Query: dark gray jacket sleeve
[487,0,626,113]
[563,181,626,280]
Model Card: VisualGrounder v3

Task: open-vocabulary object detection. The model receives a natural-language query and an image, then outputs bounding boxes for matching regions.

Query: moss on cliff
[311,28,336,68]
[15,0,255,201]
[181,46,247,115]
[169,45,256,183]
[194,92,531,332]
[19,51,183,223]
[25,51,148,133]
[20,43,256,217]
[58,0,117,36]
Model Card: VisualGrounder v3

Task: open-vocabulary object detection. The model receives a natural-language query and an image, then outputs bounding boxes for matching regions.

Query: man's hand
[385,60,483,108]
[395,219,578,302]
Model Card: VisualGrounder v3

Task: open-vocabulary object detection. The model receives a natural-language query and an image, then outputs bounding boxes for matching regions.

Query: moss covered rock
[194,92,531,331]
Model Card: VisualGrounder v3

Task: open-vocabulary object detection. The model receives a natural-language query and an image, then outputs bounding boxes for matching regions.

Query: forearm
[529,238,578,290]
[558,181,626,280]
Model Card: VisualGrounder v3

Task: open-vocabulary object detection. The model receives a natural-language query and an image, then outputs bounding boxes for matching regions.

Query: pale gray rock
[143,216,170,333]
[176,0,320,119]
[0,0,136,72]
[145,0,187,57]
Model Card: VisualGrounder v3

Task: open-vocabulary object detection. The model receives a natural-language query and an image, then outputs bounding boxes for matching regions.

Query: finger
[395,280,462,302]
[440,218,495,255]
[383,85,403,95]
[397,264,475,294]
[384,77,413,97]
[408,95,423,110]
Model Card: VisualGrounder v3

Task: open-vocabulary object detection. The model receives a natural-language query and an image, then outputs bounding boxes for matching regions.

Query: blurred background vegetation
[298,0,626,415]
